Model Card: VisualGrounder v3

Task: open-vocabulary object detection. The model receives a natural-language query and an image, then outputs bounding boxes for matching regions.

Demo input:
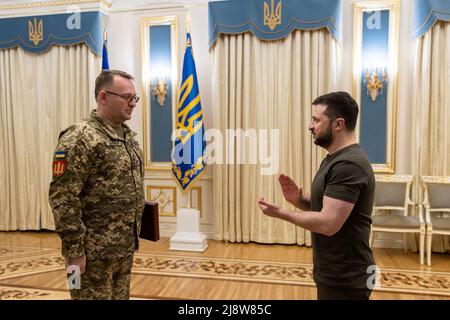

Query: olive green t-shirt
[311,144,376,289]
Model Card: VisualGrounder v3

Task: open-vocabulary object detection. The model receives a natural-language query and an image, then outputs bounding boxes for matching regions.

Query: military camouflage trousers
[68,254,134,300]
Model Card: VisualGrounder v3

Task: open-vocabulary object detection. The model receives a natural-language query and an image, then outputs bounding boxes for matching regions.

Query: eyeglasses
[105,90,140,104]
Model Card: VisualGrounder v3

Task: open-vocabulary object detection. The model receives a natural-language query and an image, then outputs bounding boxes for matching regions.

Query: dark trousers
[316,281,372,300]
[68,254,134,300]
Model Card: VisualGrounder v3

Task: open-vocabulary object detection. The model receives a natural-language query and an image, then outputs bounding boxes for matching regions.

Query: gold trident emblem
[264,0,282,31]
[28,18,43,46]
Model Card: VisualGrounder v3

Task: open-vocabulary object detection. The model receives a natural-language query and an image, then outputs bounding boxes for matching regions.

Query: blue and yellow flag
[171,33,206,192]
[102,30,110,70]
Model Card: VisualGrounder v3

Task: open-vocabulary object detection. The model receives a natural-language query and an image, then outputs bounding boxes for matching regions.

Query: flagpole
[186,12,191,34]
[187,189,191,209]
[185,12,192,210]
[169,12,207,252]
[102,29,110,70]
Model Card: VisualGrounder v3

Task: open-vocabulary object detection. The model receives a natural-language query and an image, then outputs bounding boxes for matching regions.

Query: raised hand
[278,174,302,206]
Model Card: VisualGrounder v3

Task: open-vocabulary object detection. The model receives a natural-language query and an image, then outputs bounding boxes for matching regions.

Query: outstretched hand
[258,197,283,219]
[278,174,303,206]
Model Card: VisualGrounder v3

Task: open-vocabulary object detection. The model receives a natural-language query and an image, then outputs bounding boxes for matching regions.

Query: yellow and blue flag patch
[54,150,67,159]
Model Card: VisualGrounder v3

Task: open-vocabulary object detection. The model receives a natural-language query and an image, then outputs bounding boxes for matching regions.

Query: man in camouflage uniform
[49,70,145,300]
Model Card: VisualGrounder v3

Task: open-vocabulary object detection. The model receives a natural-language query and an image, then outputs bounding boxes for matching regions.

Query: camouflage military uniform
[49,110,145,300]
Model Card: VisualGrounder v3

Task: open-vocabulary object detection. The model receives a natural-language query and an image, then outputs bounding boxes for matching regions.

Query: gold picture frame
[353,0,400,174]
[141,16,179,172]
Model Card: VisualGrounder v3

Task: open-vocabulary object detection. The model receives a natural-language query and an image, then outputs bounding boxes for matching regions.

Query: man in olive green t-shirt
[258,91,376,300]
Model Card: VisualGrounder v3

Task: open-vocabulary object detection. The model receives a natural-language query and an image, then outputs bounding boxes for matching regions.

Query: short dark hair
[312,91,359,131]
[94,70,134,99]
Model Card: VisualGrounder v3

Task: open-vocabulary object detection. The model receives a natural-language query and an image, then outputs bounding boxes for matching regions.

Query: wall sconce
[364,68,387,102]
[151,77,168,107]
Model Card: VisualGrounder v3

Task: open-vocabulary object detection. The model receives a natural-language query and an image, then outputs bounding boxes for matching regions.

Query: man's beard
[313,124,333,148]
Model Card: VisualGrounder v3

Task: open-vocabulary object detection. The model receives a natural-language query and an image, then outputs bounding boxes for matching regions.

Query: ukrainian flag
[102,30,110,70]
[171,33,206,192]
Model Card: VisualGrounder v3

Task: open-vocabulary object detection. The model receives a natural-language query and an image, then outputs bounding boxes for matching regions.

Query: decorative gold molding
[375,174,413,183]
[421,176,450,184]
[0,0,111,11]
[146,185,177,217]
[144,173,212,182]
[353,0,400,174]
[141,16,179,172]
[144,163,172,172]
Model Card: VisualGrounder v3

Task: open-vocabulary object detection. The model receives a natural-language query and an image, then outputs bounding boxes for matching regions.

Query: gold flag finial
[104,30,107,41]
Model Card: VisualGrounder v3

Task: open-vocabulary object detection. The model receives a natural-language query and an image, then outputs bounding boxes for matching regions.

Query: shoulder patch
[52,160,67,177]
[54,150,67,159]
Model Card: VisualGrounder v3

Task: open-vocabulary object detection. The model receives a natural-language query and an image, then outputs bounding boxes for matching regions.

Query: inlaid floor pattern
[1,245,449,299]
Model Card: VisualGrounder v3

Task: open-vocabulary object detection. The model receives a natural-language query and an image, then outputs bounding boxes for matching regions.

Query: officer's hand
[67,255,86,274]
[278,174,303,206]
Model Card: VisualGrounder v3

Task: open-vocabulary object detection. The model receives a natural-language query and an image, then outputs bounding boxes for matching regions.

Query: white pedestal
[170,208,208,252]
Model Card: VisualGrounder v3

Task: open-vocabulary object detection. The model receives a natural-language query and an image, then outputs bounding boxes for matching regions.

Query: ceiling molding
[0,0,111,11]
[107,0,208,13]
